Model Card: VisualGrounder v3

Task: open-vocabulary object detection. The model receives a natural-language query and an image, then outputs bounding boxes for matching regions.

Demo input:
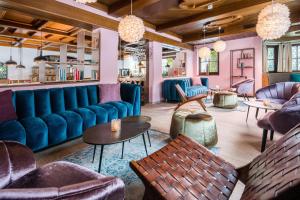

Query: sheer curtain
[277,43,292,72]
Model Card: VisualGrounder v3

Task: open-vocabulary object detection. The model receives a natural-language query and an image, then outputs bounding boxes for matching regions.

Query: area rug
[62,130,219,200]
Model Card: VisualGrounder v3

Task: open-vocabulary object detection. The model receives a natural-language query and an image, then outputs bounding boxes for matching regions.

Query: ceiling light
[198,26,211,59]
[208,3,213,10]
[5,42,17,67]
[213,27,226,52]
[16,45,25,69]
[118,0,145,43]
[34,31,47,64]
[256,1,291,40]
[75,0,97,4]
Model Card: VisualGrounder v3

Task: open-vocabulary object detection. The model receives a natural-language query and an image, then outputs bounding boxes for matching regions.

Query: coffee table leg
[92,145,96,163]
[246,106,250,122]
[146,130,151,147]
[121,141,125,159]
[98,145,104,173]
[255,108,259,119]
[142,134,148,156]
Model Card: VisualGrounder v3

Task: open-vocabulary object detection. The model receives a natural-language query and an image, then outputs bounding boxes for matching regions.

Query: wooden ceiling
[0,8,92,52]
[95,0,300,44]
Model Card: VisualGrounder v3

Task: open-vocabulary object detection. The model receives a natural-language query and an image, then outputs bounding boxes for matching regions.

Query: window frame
[198,49,220,76]
[292,44,300,72]
[266,45,278,73]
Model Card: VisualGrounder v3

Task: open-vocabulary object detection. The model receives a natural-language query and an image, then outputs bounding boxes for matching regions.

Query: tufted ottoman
[213,91,238,108]
[170,109,218,147]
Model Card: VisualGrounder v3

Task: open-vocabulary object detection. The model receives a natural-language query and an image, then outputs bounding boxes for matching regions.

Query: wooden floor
[36,100,280,200]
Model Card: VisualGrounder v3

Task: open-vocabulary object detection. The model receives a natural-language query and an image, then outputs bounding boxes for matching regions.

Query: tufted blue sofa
[0,84,141,152]
[162,78,209,102]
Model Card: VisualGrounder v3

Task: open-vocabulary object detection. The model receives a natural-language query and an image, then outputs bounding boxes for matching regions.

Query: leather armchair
[0,141,125,200]
[256,82,300,104]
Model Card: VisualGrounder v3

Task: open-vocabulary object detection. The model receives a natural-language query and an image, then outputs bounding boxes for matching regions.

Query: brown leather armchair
[0,141,125,200]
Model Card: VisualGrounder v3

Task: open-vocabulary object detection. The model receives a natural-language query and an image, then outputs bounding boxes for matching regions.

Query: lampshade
[213,40,226,52]
[258,3,290,21]
[118,15,145,43]
[198,47,211,59]
[16,64,26,69]
[34,53,47,63]
[256,13,290,40]
[75,0,97,3]
[5,56,17,67]
[256,2,291,40]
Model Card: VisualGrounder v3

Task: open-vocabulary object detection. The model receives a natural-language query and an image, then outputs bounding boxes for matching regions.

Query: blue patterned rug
[63,130,219,200]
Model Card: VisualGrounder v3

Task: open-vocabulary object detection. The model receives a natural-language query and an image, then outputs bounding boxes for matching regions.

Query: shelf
[232,75,248,78]
[238,57,254,60]
[46,61,99,66]
[237,66,254,68]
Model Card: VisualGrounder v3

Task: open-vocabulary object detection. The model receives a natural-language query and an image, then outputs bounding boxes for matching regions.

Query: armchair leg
[261,129,268,152]
[197,99,207,111]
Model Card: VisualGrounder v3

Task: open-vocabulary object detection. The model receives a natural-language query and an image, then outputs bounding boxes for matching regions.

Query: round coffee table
[243,100,282,122]
[83,120,151,173]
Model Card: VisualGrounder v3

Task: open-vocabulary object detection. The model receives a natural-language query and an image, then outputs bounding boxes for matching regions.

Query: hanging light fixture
[256,0,291,40]
[34,31,47,64]
[213,26,226,52]
[75,0,97,4]
[5,42,17,67]
[16,45,25,69]
[198,26,211,60]
[118,0,145,43]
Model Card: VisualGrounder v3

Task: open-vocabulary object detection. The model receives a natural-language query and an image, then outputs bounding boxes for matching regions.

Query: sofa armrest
[162,79,191,102]
[0,188,58,199]
[201,78,209,88]
[120,83,141,116]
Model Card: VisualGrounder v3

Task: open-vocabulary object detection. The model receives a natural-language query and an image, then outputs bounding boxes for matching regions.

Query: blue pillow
[290,74,300,82]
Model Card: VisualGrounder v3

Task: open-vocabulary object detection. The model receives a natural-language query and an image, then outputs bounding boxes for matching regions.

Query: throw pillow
[99,83,122,103]
[0,90,17,123]
[192,77,202,86]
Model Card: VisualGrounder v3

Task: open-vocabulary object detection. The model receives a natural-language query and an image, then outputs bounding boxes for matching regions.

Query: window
[199,50,219,75]
[267,46,278,72]
[292,44,300,71]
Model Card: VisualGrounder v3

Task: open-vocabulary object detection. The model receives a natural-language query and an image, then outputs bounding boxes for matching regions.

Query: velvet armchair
[231,79,254,100]
[0,141,125,200]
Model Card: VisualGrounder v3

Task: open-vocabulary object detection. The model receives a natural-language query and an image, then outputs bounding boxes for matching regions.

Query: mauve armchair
[257,93,300,152]
[256,82,300,104]
[230,79,254,100]
[0,141,125,200]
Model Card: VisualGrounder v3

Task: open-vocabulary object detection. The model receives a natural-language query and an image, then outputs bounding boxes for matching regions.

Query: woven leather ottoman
[170,109,218,147]
[213,91,238,108]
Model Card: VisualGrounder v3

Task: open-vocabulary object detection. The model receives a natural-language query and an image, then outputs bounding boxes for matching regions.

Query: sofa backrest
[241,124,300,199]
[14,85,99,119]
[256,82,299,100]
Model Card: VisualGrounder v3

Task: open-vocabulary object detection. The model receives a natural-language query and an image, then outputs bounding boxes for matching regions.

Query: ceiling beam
[108,0,161,17]
[156,0,291,31]
[0,0,191,50]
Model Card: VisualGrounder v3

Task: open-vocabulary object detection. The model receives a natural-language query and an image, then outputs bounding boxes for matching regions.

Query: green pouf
[170,109,218,148]
[213,91,238,109]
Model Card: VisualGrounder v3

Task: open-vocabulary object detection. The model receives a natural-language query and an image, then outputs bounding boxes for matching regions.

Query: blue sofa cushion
[97,104,118,121]
[50,88,65,113]
[59,111,83,139]
[106,101,130,118]
[290,73,300,82]
[73,108,96,130]
[187,86,208,97]
[20,117,48,151]
[41,114,67,146]
[64,87,78,110]
[120,84,141,116]
[35,89,52,117]
[121,101,133,116]
[85,105,108,124]
[15,91,35,119]
[77,86,89,107]
[0,120,26,144]
[87,85,99,105]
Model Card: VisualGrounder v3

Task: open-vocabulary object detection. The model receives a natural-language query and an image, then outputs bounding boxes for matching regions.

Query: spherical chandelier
[256,1,291,40]
[198,26,211,59]
[118,0,145,43]
[75,0,97,4]
[213,27,226,52]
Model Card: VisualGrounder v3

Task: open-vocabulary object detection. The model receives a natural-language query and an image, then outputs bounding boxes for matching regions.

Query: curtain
[277,44,284,72]
[262,42,268,73]
[283,43,292,72]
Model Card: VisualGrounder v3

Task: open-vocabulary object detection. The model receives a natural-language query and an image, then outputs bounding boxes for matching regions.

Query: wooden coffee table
[243,100,282,122]
[83,119,151,173]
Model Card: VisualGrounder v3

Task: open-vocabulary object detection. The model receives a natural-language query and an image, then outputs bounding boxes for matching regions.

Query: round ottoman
[170,109,218,147]
[213,91,238,108]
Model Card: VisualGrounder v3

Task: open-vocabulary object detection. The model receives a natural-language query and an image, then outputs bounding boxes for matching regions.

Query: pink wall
[194,36,263,92]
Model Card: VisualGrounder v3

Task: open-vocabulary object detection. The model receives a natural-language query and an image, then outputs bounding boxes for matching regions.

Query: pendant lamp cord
[10,42,12,59]
[40,31,43,54]
[203,26,206,46]
[131,0,133,15]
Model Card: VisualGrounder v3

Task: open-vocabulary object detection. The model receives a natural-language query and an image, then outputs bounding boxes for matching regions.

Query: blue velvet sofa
[0,84,140,152]
[162,78,209,102]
